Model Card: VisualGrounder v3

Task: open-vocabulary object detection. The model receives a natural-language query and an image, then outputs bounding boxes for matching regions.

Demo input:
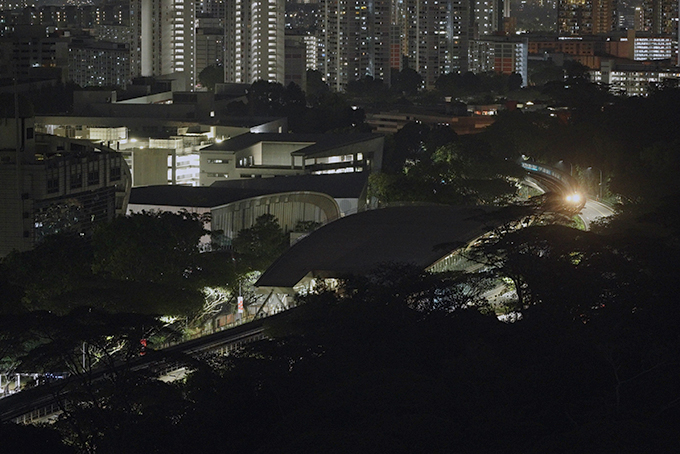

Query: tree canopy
[197,65,224,91]
[231,213,289,272]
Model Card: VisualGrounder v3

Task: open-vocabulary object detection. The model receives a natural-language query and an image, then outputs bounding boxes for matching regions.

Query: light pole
[588,167,603,200]
[557,160,573,176]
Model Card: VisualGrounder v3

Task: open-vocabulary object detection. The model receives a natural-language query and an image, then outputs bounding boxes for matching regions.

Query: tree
[247,80,287,116]
[346,76,386,97]
[232,214,289,271]
[541,77,613,120]
[282,82,310,132]
[508,72,523,91]
[391,68,422,95]
[305,69,330,106]
[92,211,207,286]
[528,59,565,86]
[0,422,73,453]
[197,65,224,91]
[435,72,463,96]
[381,121,430,173]
[13,307,185,454]
[299,92,366,133]
[1,233,93,312]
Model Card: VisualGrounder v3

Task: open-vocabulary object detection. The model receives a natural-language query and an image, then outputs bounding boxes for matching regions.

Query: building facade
[558,0,618,35]
[0,113,131,257]
[469,36,528,86]
[642,0,678,34]
[138,0,196,88]
[68,39,131,88]
[316,0,473,91]
[225,0,285,84]
[591,59,680,95]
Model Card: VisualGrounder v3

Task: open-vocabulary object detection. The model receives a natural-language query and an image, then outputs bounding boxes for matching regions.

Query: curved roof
[130,185,279,208]
[256,205,509,289]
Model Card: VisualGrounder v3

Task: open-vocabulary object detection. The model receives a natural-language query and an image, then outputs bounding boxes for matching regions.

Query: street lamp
[556,160,573,176]
[587,167,603,200]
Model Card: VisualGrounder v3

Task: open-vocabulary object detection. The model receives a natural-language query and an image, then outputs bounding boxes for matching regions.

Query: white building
[592,59,680,96]
[139,0,196,89]
[225,0,285,84]
[631,34,675,61]
[199,132,384,186]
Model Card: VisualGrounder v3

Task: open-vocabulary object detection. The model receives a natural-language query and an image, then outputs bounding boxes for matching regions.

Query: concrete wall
[131,148,169,186]
[261,142,310,166]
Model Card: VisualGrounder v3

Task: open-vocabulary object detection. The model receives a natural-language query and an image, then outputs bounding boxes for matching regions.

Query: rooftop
[204,132,383,157]
[129,185,272,208]
[256,205,512,289]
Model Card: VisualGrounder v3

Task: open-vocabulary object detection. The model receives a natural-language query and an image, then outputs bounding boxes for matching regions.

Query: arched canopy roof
[255,205,512,290]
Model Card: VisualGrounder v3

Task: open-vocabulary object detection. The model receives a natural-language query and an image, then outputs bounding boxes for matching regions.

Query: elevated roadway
[521,160,613,228]
[0,320,267,424]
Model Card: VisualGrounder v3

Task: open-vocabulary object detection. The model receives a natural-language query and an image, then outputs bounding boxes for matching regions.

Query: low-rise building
[0,111,131,257]
[199,132,384,185]
[127,183,342,247]
[365,110,496,135]
[591,59,680,96]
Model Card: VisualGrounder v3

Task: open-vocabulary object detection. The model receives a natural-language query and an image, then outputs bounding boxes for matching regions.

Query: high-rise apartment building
[225,0,285,84]
[284,35,307,88]
[558,0,618,35]
[317,0,469,91]
[470,0,501,38]
[401,0,470,90]
[303,34,318,70]
[642,0,678,34]
[195,16,225,79]
[318,0,372,91]
[69,39,131,88]
[138,0,196,88]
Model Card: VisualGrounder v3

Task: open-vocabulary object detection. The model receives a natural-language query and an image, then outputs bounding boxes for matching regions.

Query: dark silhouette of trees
[244,79,367,133]
[391,68,423,95]
[232,214,289,272]
[92,211,207,286]
[197,65,224,91]
[5,84,680,454]
[3,200,679,453]
[372,121,524,206]
[305,69,330,105]
[508,72,523,91]
[346,76,387,97]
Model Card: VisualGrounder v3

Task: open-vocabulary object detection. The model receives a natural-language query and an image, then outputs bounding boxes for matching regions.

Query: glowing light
[565,193,582,204]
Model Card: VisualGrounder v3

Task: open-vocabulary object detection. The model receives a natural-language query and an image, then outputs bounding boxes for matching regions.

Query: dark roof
[214,117,284,128]
[204,132,383,157]
[256,205,508,288]
[129,185,273,208]
[210,173,368,199]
